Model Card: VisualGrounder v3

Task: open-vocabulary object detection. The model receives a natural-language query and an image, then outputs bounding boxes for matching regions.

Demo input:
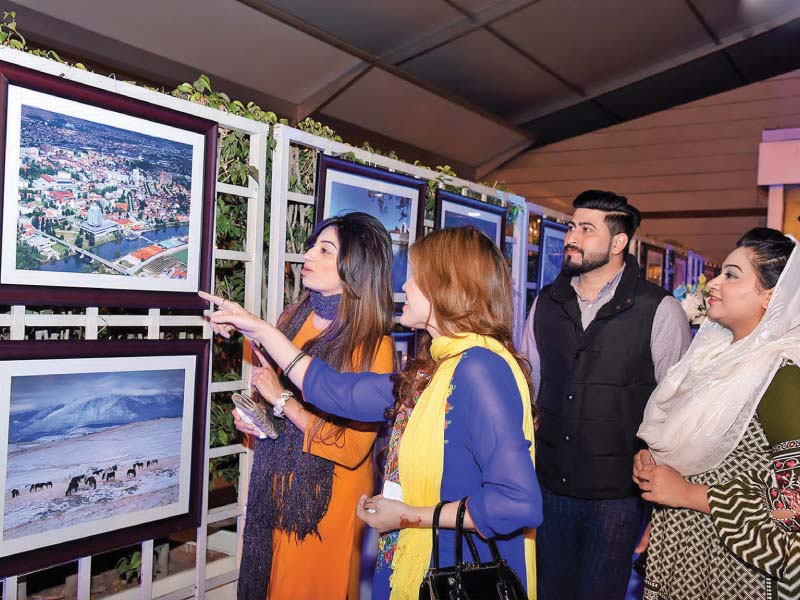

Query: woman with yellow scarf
[203,227,542,600]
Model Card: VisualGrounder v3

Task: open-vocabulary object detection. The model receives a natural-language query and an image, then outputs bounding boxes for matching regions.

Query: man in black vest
[522,190,690,599]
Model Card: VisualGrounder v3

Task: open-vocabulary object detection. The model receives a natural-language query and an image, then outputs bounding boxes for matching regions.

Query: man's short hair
[573,190,641,244]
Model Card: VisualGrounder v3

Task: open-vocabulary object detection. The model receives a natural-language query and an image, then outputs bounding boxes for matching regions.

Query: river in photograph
[36,225,189,273]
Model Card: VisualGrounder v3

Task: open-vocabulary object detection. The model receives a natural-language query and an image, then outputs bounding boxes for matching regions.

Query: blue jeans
[536,486,644,600]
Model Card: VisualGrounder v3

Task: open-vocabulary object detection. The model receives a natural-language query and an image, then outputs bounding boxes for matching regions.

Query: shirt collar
[570,264,626,302]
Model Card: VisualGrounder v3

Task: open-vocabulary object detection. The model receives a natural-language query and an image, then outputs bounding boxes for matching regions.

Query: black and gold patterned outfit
[644,363,800,600]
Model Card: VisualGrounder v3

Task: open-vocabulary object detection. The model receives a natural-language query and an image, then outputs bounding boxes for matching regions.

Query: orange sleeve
[303,336,396,469]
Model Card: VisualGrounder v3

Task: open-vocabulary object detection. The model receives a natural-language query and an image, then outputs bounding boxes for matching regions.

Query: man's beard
[561,244,611,276]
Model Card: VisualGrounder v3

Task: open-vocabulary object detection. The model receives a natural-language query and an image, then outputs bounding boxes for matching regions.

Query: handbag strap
[454,498,468,567]
[430,500,447,570]
[463,530,481,564]
[457,498,504,565]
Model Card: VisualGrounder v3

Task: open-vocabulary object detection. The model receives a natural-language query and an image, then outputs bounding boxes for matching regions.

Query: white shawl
[638,237,800,476]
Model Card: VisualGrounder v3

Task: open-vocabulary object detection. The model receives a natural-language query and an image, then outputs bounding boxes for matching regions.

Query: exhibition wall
[0,43,528,600]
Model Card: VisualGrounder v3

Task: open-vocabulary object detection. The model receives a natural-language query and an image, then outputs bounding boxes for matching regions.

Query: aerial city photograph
[14,105,195,281]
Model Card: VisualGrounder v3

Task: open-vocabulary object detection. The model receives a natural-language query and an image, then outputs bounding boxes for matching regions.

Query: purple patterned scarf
[237,298,340,600]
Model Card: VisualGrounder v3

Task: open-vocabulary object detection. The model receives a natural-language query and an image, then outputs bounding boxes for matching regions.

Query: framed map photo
[0,339,209,578]
[537,219,568,290]
[0,61,217,309]
[433,189,506,253]
[315,155,426,301]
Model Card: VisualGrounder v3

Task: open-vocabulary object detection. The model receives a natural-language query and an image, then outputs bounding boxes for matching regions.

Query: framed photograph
[641,243,666,287]
[0,339,209,577]
[433,190,505,253]
[673,251,688,290]
[0,61,217,308]
[537,219,568,290]
[315,155,426,301]
[391,330,416,370]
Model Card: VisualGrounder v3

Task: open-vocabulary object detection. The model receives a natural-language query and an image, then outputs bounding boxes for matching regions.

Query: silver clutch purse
[231,392,280,440]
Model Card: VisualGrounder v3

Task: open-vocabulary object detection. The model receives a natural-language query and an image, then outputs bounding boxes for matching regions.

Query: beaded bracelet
[272,389,293,418]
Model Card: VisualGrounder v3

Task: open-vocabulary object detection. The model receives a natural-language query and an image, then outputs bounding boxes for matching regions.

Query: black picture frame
[0,339,209,577]
[315,155,426,301]
[537,219,568,290]
[0,60,217,309]
[433,189,506,254]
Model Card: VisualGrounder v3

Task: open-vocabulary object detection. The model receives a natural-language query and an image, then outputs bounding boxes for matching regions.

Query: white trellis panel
[0,46,270,600]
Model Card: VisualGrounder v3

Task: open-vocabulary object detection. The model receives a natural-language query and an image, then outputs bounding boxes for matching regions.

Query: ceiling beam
[310,114,477,178]
[7,2,298,118]
[474,140,535,181]
[683,0,747,84]
[295,64,372,122]
[235,0,535,140]
[386,0,539,66]
[508,7,800,125]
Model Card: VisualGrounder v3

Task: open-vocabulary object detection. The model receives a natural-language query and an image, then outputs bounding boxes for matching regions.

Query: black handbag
[419,498,528,600]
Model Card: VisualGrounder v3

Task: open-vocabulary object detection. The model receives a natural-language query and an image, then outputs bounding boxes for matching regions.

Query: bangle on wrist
[272,389,293,418]
[283,351,307,378]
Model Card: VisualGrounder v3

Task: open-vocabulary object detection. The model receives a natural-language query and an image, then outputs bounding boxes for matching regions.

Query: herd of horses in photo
[8,458,160,499]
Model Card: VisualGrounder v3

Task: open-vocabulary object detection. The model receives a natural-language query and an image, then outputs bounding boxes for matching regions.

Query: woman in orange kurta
[268,317,394,600]
[227,212,396,600]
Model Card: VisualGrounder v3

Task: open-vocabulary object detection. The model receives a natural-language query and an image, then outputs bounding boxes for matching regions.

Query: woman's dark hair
[735,227,794,289]
[278,212,396,448]
[573,190,641,248]
[279,212,396,373]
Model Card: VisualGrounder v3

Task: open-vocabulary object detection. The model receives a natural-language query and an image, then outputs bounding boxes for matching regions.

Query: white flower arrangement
[673,274,710,326]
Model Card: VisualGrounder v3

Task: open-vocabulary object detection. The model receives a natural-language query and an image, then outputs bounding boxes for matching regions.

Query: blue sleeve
[302,357,396,422]
[458,349,543,537]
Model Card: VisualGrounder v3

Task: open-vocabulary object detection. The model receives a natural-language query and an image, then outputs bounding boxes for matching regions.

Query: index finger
[249,341,270,367]
[198,290,228,308]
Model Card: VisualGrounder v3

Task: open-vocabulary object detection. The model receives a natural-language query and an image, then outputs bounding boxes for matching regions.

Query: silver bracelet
[283,351,307,378]
[272,389,293,418]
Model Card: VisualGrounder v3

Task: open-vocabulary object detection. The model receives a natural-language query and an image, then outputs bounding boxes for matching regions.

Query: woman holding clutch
[209,212,395,600]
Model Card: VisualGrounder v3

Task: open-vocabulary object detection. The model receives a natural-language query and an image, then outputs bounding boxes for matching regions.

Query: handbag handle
[453,498,469,567]
[430,500,447,570]
[431,499,484,570]
[455,498,505,566]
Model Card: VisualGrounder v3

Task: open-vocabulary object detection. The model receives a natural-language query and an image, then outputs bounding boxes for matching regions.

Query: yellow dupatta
[390,333,537,599]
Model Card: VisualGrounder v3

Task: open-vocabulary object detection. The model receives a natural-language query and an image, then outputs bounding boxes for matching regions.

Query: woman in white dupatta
[634,227,800,600]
